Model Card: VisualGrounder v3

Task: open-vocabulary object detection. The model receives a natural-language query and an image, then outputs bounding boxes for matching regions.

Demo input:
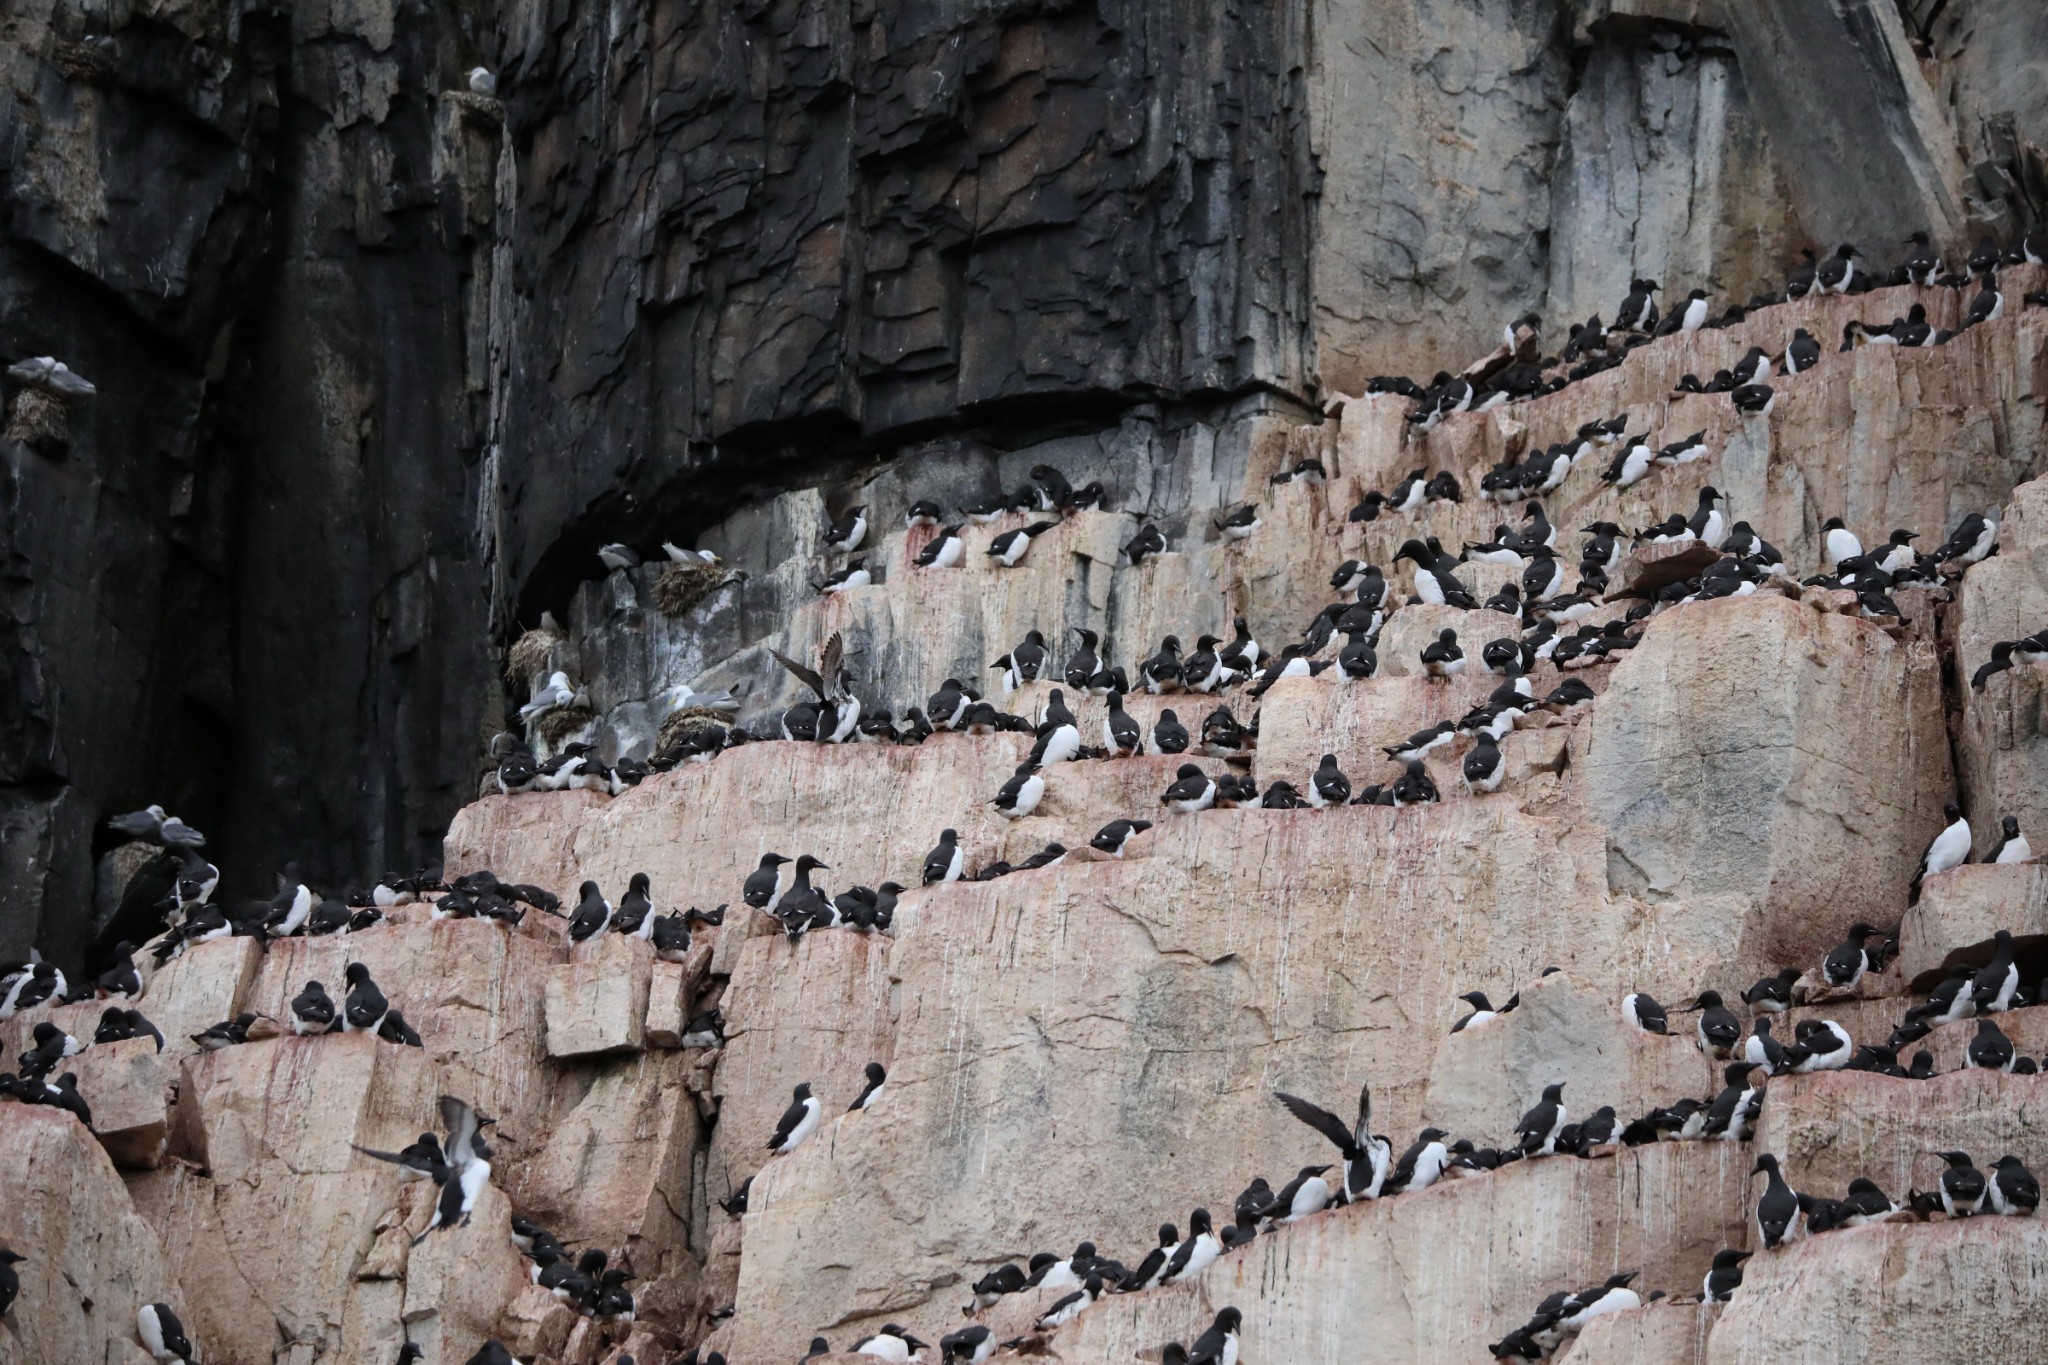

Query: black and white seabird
[1462,735,1504,794]
[824,505,868,553]
[924,829,964,885]
[1090,818,1152,857]
[1989,1155,2040,1216]
[1988,815,2032,865]
[1125,521,1167,565]
[853,1324,930,1361]
[940,1324,997,1363]
[1161,1209,1223,1284]
[1275,1083,1390,1200]
[849,1062,886,1111]
[767,1082,822,1154]
[1703,1249,1751,1301]
[1032,689,1083,766]
[772,632,863,743]
[1937,1150,1987,1217]
[341,963,390,1034]
[1148,708,1190,756]
[1730,383,1775,416]
[1692,991,1741,1057]
[291,980,338,1035]
[1968,1017,2016,1072]
[1452,991,1517,1032]
[1752,1154,1803,1246]
[1161,763,1218,814]
[915,524,966,568]
[1964,272,2004,328]
[743,854,792,909]
[1821,922,1878,988]
[992,763,1046,819]
[1186,1306,1243,1365]
[1214,505,1261,541]
[1139,636,1185,693]
[1970,928,2021,1012]
[1514,1083,1567,1156]
[1743,1017,1787,1074]
[1308,754,1351,808]
[413,1096,493,1242]
[1621,992,1667,1034]
[18,1020,84,1078]
[1815,242,1860,294]
[567,880,614,942]
[1934,513,1998,568]
[1912,801,1971,901]
[1102,691,1142,755]
[137,1303,197,1363]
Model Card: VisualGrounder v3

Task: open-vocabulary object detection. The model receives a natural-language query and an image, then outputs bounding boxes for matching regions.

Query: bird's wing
[351,1144,417,1165]
[1353,1082,1375,1147]
[769,648,828,702]
[819,631,845,691]
[439,1096,481,1168]
[1274,1091,1356,1154]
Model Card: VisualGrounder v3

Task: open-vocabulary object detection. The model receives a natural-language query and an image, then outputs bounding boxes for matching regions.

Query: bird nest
[4,389,70,455]
[536,706,596,747]
[657,705,730,754]
[653,561,727,618]
[505,626,562,683]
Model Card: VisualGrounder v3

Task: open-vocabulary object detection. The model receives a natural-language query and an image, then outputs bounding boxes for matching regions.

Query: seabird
[743,854,792,908]
[1117,518,1169,568]
[1161,763,1217,813]
[1988,815,2032,864]
[137,1303,197,1363]
[519,671,583,721]
[854,1324,930,1361]
[567,880,613,942]
[1752,1154,1803,1246]
[1971,929,2021,1012]
[940,1324,996,1362]
[1149,709,1190,756]
[923,829,965,885]
[1186,1307,1243,1365]
[413,1096,493,1242]
[849,1062,886,1111]
[1452,991,1517,1032]
[1821,922,1878,988]
[825,505,868,553]
[1989,1155,2040,1216]
[1703,1249,1751,1302]
[341,962,390,1034]
[982,520,1053,568]
[1912,801,1971,901]
[1513,1083,1567,1155]
[767,1082,822,1154]
[1968,1017,2016,1072]
[7,355,96,397]
[1937,1151,1987,1216]
[1389,759,1439,806]
[1621,992,1667,1034]
[1815,242,1860,294]
[1743,1017,1787,1074]
[1462,735,1504,793]
[1274,1083,1390,1200]
[1964,272,2004,328]
[915,524,966,568]
[1934,513,1998,567]
[1161,1209,1223,1284]
[1102,691,1142,755]
[291,980,338,1035]
[773,632,863,743]
[1308,754,1351,808]
[1139,636,1185,693]
[1731,383,1775,416]
[1692,991,1741,1057]
[992,763,1046,819]
[1090,818,1151,857]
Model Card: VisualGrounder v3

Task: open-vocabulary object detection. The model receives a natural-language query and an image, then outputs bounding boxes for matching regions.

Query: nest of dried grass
[536,706,596,747]
[653,561,727,618]
[506,626,562,683]
[656,705,731,754]
[5,389,70,454]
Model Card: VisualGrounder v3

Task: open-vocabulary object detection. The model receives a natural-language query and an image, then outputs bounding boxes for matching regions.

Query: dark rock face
[493,0,1321,621]
[0,0,498,961]
[4,0,2048,966]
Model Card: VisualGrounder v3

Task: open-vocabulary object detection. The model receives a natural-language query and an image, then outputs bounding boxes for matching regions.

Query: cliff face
[5,268,2047,1363]
[5,0,2048,962]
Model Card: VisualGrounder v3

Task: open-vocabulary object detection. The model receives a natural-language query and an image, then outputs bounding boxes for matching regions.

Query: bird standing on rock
[768,1082,822,1155]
